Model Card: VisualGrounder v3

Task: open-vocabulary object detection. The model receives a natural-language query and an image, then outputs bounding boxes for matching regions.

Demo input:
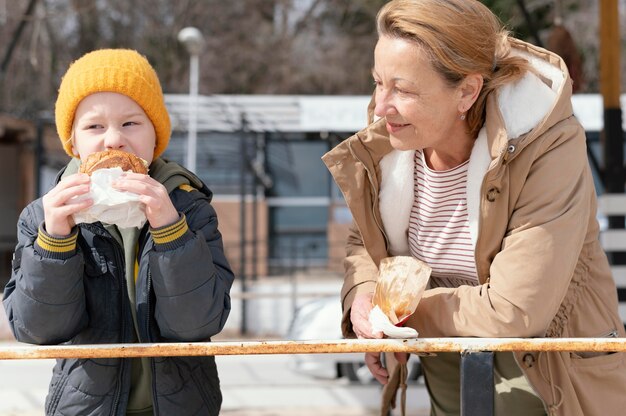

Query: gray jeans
[420,351,547,416]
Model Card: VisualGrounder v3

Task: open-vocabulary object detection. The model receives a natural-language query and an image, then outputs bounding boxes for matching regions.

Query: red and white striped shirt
[408,150,478,288]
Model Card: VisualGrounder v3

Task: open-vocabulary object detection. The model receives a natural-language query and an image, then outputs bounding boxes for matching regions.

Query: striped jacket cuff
[34,223,78,259]
[150,214,193,251]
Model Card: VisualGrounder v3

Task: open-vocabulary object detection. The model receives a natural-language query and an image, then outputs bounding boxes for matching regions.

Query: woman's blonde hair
[377,0,531,137]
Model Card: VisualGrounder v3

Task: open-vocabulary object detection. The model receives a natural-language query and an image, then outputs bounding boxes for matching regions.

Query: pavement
[0,303,12,342]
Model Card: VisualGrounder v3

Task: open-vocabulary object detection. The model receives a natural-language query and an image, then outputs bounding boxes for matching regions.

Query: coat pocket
[45,368,69,415]
[190,364,222,415]
[567,351,626,413]
[570,329,619,359]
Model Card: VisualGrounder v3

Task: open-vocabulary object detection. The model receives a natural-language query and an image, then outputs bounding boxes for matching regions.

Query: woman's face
[71,92,157,164]
[373,35,469,152]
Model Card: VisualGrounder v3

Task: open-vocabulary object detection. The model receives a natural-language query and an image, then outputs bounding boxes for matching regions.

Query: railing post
[460,350,494,416]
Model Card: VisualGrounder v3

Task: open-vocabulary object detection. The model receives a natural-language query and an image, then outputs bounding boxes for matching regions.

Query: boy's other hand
[112,172,179,228]
[42,173,93,237]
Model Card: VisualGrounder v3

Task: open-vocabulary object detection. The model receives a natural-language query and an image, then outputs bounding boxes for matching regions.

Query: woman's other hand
[365,351,410,385]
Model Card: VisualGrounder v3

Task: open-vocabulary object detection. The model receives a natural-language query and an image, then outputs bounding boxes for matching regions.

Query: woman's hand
[350,292,381,339]
[113,172,179,228]
[365,351,410,385]
[350,292,409,384]
[42,173,93,236]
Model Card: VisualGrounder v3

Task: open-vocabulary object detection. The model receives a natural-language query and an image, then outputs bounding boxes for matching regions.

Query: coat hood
[485,38,573,154]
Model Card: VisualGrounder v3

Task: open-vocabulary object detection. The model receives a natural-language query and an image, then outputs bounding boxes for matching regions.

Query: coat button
[486,187,500,202]
[522,353,535,368]
[507,144,516,153]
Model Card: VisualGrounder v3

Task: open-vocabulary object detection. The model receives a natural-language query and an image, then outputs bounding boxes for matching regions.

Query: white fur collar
[378,150,414,255]
[378,50,564,252]
[378,128,489,255]
[497,49,564,139]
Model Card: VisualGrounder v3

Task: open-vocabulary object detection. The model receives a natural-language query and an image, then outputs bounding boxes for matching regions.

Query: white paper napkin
[369,305,418,338]
[73,167,147,229]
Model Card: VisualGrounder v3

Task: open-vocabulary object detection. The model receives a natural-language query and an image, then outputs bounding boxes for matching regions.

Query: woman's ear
[458,73,483,113]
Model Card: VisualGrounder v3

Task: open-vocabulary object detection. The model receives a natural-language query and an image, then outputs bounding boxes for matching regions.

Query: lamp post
[177,27,204,173]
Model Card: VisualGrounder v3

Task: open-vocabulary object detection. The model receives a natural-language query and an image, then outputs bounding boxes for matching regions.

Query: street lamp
[177,26,204,173]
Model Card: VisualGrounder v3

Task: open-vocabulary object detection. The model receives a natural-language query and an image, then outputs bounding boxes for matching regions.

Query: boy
[3,49,234,416]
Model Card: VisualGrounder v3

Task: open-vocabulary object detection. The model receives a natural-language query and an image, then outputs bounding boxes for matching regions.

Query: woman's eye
[122,121,138,127]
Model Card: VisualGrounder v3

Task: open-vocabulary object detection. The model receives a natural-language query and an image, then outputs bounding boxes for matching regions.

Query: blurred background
[0,0,624,415]
[0,0,616,324]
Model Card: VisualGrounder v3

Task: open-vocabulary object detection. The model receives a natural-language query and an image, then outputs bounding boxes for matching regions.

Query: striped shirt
[408,150,478,288]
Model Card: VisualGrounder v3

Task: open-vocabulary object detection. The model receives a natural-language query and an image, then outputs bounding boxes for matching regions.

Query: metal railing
[1,337,625,416]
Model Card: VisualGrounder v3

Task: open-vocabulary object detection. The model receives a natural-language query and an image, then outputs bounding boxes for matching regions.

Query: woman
[322,1,626,415]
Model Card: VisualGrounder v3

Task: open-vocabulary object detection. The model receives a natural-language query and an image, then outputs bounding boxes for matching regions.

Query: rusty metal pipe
[1,337,626,360]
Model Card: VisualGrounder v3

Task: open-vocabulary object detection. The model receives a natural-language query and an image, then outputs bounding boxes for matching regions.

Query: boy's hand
[42,173,93,236]
[112,172,179,228]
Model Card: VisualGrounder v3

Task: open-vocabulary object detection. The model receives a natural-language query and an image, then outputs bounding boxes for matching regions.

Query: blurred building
[0,115,38,288]
[163,94,370,277]
[1,94,622,288]
[0,95,370,287]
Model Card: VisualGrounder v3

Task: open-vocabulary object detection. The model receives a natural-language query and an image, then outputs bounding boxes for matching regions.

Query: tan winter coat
[322,39,626,416]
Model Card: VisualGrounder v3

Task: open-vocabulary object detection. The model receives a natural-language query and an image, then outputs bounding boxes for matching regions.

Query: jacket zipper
[110,241,127,416]
[145,270,160,415]
[144,201,195,416]
[599,329,618,338]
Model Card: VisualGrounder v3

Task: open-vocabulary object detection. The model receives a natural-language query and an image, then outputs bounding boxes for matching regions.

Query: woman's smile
[386,120,411,133]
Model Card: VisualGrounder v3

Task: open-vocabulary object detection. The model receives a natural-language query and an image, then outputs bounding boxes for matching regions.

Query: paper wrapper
[369,256,431,338]
[73,167,147,229]
[370,305,419,338]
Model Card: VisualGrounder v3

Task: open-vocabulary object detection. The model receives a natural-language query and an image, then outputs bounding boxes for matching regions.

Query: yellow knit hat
[55,49,171,158]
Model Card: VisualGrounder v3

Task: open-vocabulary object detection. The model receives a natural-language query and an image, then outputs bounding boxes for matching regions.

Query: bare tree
[0,0,622,121]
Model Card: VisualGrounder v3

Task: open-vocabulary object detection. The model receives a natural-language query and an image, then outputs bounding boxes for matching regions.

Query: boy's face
[71,92,157,164]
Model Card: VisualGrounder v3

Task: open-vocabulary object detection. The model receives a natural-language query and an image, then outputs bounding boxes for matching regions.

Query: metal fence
[1,337,625,416]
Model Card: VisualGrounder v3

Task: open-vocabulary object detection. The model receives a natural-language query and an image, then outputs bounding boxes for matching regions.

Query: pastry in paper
[372,256,431,325]
[73,167,147,229]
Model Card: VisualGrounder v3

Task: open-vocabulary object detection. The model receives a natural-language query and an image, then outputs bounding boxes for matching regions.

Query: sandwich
[79,150,148,175]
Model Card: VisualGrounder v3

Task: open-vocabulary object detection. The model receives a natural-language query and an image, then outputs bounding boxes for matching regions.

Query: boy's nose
[103,128,125,149]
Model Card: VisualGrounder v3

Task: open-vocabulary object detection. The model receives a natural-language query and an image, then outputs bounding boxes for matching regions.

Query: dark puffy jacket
[3,158,235,415]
